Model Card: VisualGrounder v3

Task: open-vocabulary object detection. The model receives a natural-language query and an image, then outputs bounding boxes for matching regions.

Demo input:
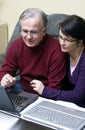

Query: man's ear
[42,28,47,36]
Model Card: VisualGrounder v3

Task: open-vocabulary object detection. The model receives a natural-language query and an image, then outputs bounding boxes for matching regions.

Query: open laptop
[21,99,85,130]
[0,85,85,130]
[0,85,38,117]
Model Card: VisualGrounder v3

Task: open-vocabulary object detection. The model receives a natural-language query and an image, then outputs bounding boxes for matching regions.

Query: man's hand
[30,79,44,95]
[1,74,16,88]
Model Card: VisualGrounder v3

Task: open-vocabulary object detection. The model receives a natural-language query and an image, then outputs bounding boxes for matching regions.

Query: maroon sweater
[0,34,66,94]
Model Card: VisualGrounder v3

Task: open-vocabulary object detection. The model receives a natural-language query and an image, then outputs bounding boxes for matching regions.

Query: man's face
[20,15,46,47]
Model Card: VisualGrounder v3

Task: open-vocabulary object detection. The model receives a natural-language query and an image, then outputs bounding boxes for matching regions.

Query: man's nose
[26,32,33,38]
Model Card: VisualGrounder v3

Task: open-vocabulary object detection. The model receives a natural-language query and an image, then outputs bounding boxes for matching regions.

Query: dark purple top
[42,48,85,108]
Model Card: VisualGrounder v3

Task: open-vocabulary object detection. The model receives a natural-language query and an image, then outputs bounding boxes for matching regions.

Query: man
[0,8,66,98]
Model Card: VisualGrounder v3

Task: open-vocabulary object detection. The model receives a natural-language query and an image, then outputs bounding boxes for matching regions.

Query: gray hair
[19,8,48,28]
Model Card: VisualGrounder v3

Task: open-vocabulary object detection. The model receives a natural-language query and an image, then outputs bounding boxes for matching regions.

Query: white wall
[0,0,85,40]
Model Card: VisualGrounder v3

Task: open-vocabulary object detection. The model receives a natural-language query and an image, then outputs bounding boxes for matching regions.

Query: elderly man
[0,8,66,98]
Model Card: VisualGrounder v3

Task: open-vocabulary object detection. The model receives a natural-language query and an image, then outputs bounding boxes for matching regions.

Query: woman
[30,15,85,108]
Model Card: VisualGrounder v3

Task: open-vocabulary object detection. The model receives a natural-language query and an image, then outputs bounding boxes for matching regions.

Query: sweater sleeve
[42,54,85,107]
[0,40,19,80]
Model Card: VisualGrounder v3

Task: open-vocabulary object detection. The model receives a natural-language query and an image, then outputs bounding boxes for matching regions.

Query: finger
[30,84,36,88]
[7,77,15,83]
[30,81,36,86]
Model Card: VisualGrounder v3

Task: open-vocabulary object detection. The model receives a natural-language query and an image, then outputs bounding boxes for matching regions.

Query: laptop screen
[0,86,38,114]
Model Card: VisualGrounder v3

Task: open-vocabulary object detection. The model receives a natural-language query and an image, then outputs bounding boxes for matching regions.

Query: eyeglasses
[21,26,44,36]
[58,35,77,43]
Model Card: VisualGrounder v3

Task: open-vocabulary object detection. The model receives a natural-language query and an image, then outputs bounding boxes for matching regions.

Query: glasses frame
[21,26,44,36]
[58,35,77,43]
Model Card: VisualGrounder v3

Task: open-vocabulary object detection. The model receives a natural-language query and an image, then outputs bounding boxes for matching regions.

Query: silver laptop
[0,85,38,117]
[22,100,85,130]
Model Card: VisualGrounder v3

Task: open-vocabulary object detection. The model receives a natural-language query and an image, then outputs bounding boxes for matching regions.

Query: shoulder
[8,37,25,50]
[76,48,85,71]
[46,34,59,43]
[80,48,85,63]
[11,37,23,46]
[7,37,26,55]
[45,34,61,49]
[43,34,65,59]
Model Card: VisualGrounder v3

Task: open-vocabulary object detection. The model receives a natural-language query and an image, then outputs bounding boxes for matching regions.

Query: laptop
[0,85,38,117]
[22,99,85,130]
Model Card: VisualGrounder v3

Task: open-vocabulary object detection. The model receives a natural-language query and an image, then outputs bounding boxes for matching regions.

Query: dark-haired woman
[31,15,85,108]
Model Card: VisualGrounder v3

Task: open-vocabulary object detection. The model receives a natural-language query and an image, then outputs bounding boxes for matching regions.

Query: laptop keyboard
[26,101,85,129]
[10,94,27,108]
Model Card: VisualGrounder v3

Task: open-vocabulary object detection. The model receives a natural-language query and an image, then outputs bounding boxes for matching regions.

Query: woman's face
[59,29,78,53]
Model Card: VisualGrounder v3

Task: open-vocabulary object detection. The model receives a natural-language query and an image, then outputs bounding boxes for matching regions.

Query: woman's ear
[77,40,83,46]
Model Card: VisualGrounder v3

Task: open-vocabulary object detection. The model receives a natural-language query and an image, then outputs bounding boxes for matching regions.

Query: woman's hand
[30,79,45,95]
